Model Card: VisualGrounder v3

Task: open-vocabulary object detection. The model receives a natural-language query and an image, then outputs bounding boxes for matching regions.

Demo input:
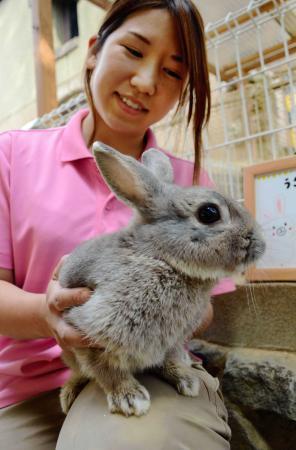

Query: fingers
[53,320,90,348]
[52,317,103,349]
[50,283,91,312]
[46,280,94,346]
[48,255,92,312]
[46,255,102,350]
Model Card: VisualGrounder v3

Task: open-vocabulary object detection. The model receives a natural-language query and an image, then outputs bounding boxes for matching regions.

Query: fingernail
[84,288,92,295]
[80,289,91,301]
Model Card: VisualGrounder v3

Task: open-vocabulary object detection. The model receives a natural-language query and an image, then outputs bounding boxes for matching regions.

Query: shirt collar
[59,108,158,162]
[143,127,158,151]
[59,109,93,162]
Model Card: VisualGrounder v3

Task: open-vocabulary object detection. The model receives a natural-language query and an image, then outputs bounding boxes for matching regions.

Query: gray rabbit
[59,142,265,417]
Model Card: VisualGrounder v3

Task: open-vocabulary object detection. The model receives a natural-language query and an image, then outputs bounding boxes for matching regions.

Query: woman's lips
[115,92,148,115]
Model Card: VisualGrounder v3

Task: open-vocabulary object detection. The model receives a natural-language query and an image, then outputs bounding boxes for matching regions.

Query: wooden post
[87,0,110,9]
[31,0,57,116]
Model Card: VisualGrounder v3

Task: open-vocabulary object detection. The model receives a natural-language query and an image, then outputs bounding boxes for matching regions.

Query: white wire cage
[203,0,296,201]
[157,0,296,201]
[28,0,296,203]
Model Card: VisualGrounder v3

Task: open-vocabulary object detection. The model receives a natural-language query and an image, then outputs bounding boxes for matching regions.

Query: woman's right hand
[42,257,94,349]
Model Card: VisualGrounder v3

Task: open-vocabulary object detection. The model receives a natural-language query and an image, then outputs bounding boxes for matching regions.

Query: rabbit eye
[197,203,221,224]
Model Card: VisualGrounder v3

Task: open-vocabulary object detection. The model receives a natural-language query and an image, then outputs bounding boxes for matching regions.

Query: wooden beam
[205,0,293,82]
[208,62,217,77]
[87,0,111,9]
[31,0,57,116]
[206,0,286,41]
[220,36,296,81]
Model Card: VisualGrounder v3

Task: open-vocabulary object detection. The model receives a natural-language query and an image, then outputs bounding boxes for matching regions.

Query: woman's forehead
[115,8,183,55]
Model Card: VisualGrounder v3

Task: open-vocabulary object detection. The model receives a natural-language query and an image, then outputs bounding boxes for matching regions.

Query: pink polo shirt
[0,109,235,407]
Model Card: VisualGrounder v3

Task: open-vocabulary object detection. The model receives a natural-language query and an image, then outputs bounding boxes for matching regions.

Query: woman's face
[87,8,187,140]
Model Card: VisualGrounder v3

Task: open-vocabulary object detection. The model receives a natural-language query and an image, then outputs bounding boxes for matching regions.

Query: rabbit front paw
[159,360,201,398]
[176,369,201,397]
[107,383,150,417]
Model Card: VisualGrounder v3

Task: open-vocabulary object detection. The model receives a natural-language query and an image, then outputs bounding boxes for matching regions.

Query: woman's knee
[57,373,231,450]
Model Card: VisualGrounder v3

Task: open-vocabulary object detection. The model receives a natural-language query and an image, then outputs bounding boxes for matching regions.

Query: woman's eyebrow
[127,31,184,63]
[128,31,150,45]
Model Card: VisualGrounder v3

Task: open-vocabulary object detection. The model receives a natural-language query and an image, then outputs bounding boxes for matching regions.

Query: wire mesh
[23,92,88,130]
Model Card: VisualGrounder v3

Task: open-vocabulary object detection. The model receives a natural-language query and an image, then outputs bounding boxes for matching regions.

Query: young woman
[0,1,234,448]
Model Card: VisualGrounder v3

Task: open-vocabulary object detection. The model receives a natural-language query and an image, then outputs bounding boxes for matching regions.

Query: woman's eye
[123,46,142,58]
[164,68,182,80]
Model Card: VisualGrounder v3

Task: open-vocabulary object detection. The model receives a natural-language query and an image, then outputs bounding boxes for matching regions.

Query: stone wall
[189,283,296,449]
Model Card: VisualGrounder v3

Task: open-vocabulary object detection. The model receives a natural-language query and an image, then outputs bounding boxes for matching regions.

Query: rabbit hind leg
[60,373,89,414]
[60,349,90,414]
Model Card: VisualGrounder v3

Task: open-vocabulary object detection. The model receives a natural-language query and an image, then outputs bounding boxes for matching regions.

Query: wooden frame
[244,156,296,281]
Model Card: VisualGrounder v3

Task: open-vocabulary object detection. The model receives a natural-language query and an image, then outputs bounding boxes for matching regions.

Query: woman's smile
[115,92,149,116]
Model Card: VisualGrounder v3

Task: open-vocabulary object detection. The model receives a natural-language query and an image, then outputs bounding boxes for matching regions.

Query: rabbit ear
[92,141,163,211]
[141,148,174,184]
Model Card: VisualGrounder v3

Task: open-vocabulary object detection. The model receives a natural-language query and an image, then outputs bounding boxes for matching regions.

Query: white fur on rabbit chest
[61,235,212,371]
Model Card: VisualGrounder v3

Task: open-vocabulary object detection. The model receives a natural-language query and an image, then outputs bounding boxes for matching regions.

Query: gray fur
[59,141,265,416]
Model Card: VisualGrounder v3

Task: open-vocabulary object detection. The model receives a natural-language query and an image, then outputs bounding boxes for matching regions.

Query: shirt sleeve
[0,132,13,269]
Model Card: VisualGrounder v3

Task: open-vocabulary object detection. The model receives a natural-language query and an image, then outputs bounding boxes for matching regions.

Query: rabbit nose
[245,232,266,263]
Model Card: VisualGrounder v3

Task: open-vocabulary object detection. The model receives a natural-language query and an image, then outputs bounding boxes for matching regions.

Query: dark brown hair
[84,0,211,183]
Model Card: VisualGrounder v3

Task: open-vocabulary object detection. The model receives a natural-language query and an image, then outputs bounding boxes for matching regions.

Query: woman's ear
[86,53,96,70]
[85,35,98,69]
[85,36,97,69]
[88,35,97,48]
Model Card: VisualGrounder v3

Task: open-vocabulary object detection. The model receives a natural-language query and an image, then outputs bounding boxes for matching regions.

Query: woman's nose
[130,66,157,96]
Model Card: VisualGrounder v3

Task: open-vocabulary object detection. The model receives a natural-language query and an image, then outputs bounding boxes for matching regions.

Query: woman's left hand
[42,256,99,349]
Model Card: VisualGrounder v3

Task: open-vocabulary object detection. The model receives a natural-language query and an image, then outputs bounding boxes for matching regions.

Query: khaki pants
[0,366,231,450]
